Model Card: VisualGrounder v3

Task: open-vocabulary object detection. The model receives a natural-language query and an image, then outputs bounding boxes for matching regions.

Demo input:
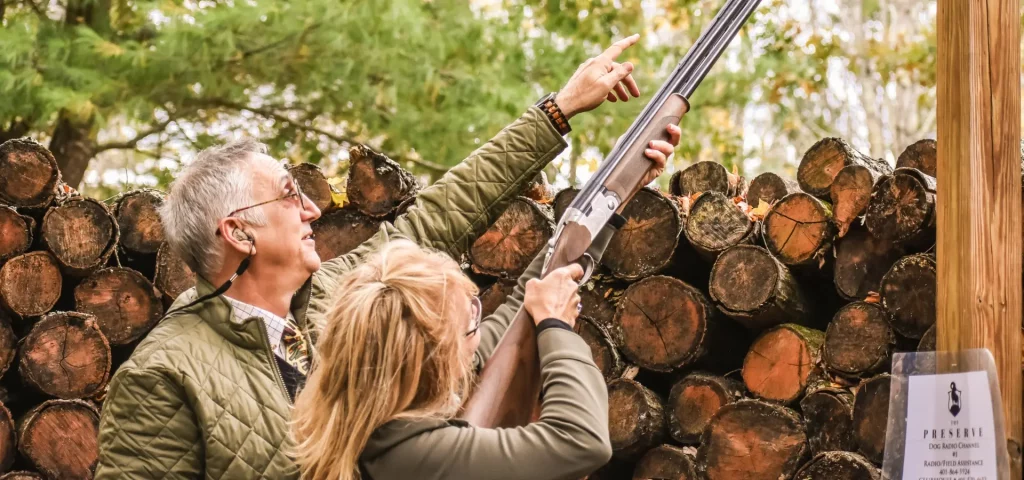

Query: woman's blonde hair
[290,240,479,480]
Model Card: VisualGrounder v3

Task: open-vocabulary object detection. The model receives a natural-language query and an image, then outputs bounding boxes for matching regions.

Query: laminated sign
[882,349,1010,480]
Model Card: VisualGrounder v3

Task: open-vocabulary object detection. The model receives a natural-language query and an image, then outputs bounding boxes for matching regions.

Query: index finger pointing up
[600,34,641,62]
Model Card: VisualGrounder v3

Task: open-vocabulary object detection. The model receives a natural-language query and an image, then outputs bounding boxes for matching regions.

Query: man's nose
[301,194,321,221]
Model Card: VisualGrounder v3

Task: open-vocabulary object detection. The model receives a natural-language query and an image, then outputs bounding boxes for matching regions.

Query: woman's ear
[217,218,255,256]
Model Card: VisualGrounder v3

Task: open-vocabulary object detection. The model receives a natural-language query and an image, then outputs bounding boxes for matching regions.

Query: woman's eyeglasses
[465,296,482,337]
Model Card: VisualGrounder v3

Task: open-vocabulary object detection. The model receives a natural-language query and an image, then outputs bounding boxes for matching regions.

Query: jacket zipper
[255,319,292,404]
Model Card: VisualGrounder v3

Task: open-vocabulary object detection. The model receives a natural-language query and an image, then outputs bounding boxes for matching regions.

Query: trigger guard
[578,254,595,285]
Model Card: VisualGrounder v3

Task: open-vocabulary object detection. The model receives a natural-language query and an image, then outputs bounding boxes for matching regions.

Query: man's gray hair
[159,138,271,279]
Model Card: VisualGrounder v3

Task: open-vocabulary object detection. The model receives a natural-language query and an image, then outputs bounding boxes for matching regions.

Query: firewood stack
[0,134,1009,480]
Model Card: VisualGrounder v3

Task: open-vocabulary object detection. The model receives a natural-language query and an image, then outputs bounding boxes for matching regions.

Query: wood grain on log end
[830,165,879,238]
[0,251,62,317]
[675,161,744,197]
[763,192,835,267]
[470,197,553,278]
[579,281,621,343]
[576,316,625,381]
[697,399,808,480]
[799,385,856,455]
[346,145,419,218]
[0,207,33,265]
[75,267,164,345]
[633,444,698,480]
[880,254,936,339]
[798,137,888,198]
[154,243,196,304]
[478,281,514,318]
[287,162,334,213]
[0,401,14,472]
[742,323,825,403]
[0,319,15,380]
[684,192,754,260]
[0,138,60,209]
[895,139,936,178]
[833,225,904,301]
[608,378,665,460]
[793,451,880,480]
[311,208,382,262]
[710,244,809,330]
[853,374,892,464]
[18,312,111,399]
[667,372,742,444]
[41,197,119,276]
[823,302,893,377]
[864,168,936,248]
[604,188,682,280]
[747,172,800,207]
[114,189,165,255]
[616,276,712,372]
[18,399,99,480]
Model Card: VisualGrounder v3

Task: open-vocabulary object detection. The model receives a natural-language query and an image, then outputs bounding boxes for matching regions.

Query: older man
[94,35,679,479]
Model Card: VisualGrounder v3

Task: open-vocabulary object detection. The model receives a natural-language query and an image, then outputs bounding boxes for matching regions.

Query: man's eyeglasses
[465,296,482,337]
[216,174,306,235]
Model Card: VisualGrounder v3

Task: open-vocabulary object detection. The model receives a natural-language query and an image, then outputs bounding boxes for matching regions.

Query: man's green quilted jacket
[94,106,567,479]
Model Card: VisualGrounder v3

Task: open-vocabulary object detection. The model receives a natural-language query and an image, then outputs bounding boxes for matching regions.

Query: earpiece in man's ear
[232,229,254,243]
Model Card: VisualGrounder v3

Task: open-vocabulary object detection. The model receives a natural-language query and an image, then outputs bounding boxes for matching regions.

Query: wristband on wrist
[609,213,627,229]
[536,318,573,334]
[535,92,572,136]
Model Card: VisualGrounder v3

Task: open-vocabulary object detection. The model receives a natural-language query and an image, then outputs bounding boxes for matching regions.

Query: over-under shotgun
[461,0,765,428]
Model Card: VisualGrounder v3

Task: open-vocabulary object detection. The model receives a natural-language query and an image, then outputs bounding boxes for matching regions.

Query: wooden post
[937,1,1022,476]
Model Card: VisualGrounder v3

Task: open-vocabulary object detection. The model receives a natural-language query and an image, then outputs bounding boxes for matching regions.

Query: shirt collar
[221,296,294,353]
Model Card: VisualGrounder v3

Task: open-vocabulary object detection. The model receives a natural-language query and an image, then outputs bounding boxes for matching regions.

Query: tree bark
[709,244,810,329]
[75,267,164,345]
[579,280,622,344]
[470,197,553,279]
[0,317,15,381]
[0,251,62,317]
[0,206,33,265]
[667,372,743,444]
[576,316,625,382]
[697,399,809,480]
[684,192,755,261]
[608,378,666,460]
[18,399,100,480]
[18,312,111,399]
[154,243,196,305]
[603,188,682,280]
[41,197,119,276]
[114,189,165,255]
[286,163,334,213]
[880,254,936,339]
[833,224,905,301]
[615,276,715,372]
[48,114,95,190]
[895,139,936,178]
[552,186,579,221]
[747,172,800,207]
[830,165,884,238]
[793,451,881,480]
[823,302,893,378]
[672,161,745,197]
[763,192,836,267]
[797,137,891,199]
[864,168,937,249]
[741,323,825,404]
[633,444,699,480]
[0,472,44,480]
[852,374,892,464]
[346,145,419,218]
[0,138,61,209]
[310,208,382,263]
[799,384,856,455]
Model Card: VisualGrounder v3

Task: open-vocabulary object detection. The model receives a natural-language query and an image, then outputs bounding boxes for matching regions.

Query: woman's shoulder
[362,416,468,461]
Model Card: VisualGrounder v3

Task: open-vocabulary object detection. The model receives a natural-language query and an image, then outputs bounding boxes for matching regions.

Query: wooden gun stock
[460,95,690,428]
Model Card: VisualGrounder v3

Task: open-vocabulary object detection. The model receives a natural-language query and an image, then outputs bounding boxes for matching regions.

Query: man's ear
[217,218,255,255]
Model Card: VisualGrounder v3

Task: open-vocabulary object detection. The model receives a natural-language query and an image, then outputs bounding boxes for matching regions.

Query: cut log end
[830,165,877,238]
[75,267,165,345]
[917,324,936,352]
[634,444,698,480]
[0,402,14,472]
[895,139,937,178]
[0,251,63,317]
[19,312,111,399]
[42,197,118,275]
[0,319,15,380]
[833,225,905,301]
[478,281,514,318]
[0,138,60,209]
[616,276,711,372]
[0,472,45,480]
[667,373,741,444]
[608,378,665,460]
[864,170,936,246]
[346,145,419,218]
[604,188,682,280]
[853,374,892,464]
[0,207,33,264]
[154,243,196,303]
[684,192,753,259]
[698,399,808,480]
[552,187,579,221]
[880,254,936,339]
[742,324,824,403]
[115,189,165,254]
[798,137,885,198]
[287,163,334,213]
[311,209,383,262]
[676,161,743,197]
[18,399,100,480]
[576,317,625,381]
[823,302,892,377]
[747,172,799,207]
[794,451,881,480]
[710,244,808,330]
[763,192,834,266]
[470,197,553,278]
[799,387,856,455]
